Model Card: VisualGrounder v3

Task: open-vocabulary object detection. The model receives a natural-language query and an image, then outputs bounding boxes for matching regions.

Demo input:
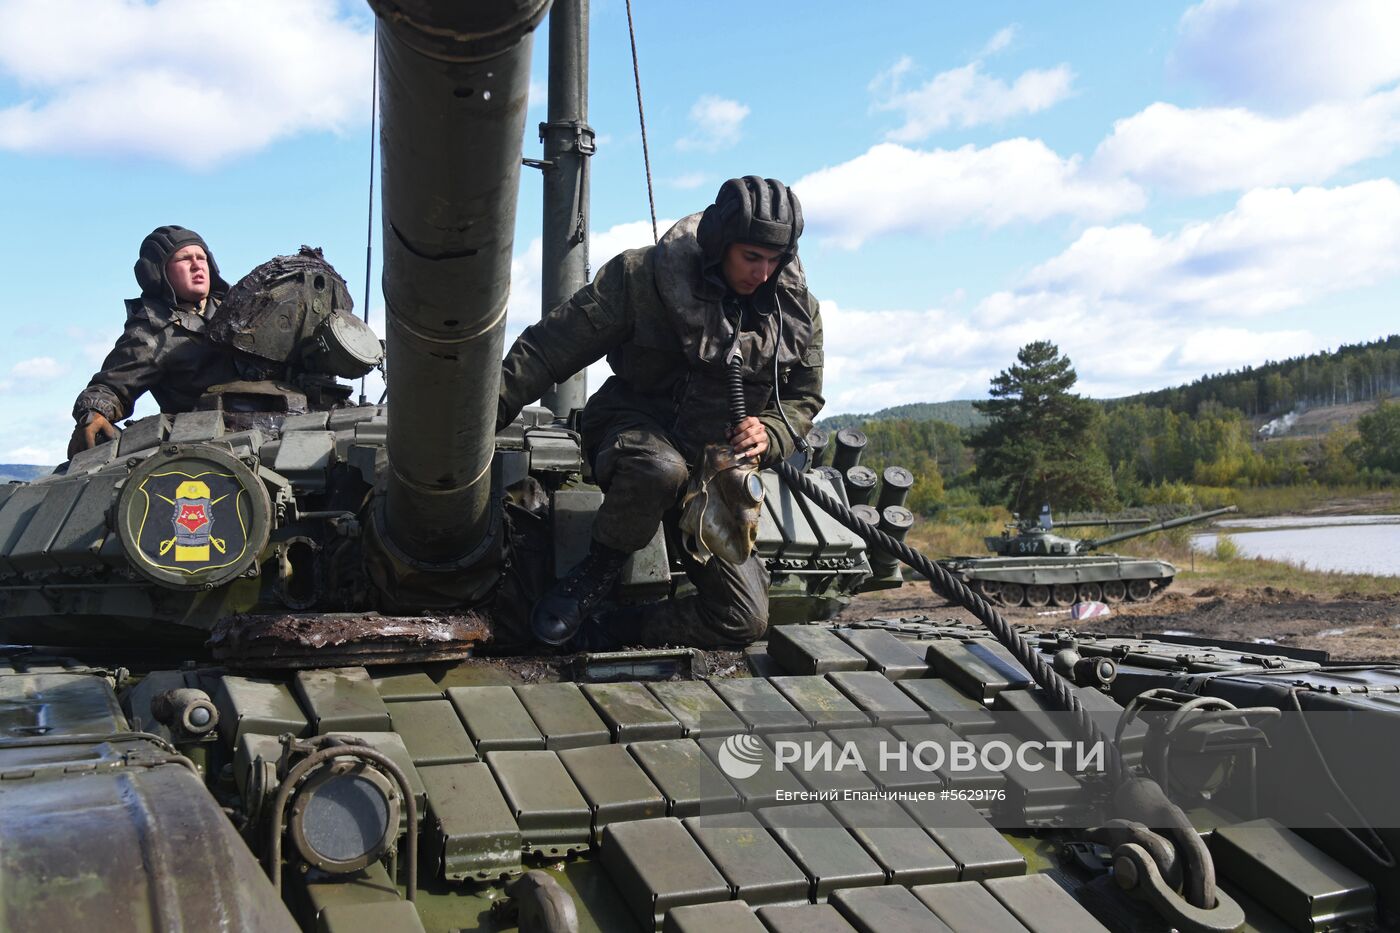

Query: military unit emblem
[133,470,245,573]
[160,478,228,562]
[116,445,272,589]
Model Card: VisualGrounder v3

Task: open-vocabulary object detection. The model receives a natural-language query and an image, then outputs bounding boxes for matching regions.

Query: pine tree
[972,341,1117,513]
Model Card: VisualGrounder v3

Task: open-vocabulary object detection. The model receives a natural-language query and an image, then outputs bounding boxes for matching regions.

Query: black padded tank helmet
[697,176,804,272]
[133,224,231,305]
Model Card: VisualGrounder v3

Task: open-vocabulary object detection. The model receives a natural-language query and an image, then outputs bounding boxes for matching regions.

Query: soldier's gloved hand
[67,412,118,458]
[728,416,769,462]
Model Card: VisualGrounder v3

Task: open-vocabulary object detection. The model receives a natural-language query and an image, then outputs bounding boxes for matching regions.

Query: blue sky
[2,0,1399,463]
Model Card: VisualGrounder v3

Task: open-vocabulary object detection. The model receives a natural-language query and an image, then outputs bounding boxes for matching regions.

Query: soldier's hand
[67,412,118,458]
[728,416,769,461]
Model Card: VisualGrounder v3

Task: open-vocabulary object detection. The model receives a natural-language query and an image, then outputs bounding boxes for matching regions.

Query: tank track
[971,576,1174,608]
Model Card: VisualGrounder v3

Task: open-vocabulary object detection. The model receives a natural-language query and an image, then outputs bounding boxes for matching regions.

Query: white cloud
[676,95,749,152]
[592,219,670,266]
[879,179,1400,398]
[976,289,1323,397]
[10,356,65,380]
[1177,327,1317,369]
[0,404,71,465]
[0,355,67,395]
[2,444,61,465]
[507,236,546,339]
[795,140,1144,249]
[981,26,1017,56]
[670,172,709,190]
[819,290,1320,405]
[1174,0,1400,106]
[1095,89,1400,194]
[818,299,1022,412]
[0,0,372,167]
[871,42,1073,141]
[815,293,1218,411]
[1018,180,1400,316]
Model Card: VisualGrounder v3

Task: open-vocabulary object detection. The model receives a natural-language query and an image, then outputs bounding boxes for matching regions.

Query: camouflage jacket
[72,297,241,423]
[499,213,824,465]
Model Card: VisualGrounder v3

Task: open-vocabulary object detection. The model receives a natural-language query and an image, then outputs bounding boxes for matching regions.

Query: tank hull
[7,619,1398,932]
[939,554,1178,607]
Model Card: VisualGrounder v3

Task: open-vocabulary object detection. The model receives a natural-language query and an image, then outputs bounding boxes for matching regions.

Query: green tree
[1313,428,1359,485]
[971,341,1117,513]
[905,470,945,514]
[1353,400,1400,474]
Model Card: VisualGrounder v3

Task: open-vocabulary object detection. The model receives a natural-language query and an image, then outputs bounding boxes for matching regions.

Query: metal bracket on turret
[522,121,597,171]
[527,121,595,246]
[531,120,596,162]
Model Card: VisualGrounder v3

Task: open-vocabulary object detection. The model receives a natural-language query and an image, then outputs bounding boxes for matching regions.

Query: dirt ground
[837,579,1400,662]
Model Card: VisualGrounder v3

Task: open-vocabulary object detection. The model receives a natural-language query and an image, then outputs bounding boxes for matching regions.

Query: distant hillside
[820,400,986,431]
[822,335,1398,435]
[0,464,50,483]
[1113,334,1399,417]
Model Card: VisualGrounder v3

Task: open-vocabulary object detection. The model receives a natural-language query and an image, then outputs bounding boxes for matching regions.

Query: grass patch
[1199,484,1400,516]
[908,500,1013,557]
[1213,534,1240,562]
[1178,553,1400,598]
[908,519,1001,558]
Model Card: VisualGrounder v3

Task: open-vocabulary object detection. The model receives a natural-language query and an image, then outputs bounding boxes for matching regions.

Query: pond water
[1191,515,1400,578]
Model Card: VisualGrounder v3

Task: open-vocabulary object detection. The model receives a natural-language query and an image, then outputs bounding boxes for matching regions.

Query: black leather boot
[530,542,629,646]
[570,601,655,652]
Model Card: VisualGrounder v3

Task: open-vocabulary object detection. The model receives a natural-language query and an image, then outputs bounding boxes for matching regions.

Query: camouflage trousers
[584,407,769,648]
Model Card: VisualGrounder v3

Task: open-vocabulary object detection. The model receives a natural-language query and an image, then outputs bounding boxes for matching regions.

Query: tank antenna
[624,0,658,244]
[360,23,379,406]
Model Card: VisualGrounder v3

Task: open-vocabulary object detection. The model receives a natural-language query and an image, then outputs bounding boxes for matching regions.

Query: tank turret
[0,0,552,658]
[0,0,875,659]
[985,506,1236,557]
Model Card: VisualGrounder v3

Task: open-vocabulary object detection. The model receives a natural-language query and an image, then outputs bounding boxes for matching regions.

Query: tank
[938,506,1238,608]
[1,4,1398,932]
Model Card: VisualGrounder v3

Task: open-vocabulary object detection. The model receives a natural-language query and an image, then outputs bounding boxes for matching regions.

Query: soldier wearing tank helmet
[497,176,823,649]
[68,225,241,457]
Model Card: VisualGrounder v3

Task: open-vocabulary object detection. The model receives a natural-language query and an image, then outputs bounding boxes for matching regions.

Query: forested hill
[1113,334,1400,417]
[819,400,986,431]
[821,337,1398,431]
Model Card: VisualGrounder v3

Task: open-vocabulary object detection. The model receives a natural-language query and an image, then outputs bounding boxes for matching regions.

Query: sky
[2,0,1399,464]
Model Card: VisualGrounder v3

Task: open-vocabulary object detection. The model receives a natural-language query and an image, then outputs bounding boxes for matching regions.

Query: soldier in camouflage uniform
[68,225,239,457]
[497,177,823,648]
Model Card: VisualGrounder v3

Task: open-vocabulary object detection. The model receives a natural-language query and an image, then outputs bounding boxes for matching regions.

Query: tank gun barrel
[1049,518,1151,529]
[368,0,550,573]
[1083,505,1238,551]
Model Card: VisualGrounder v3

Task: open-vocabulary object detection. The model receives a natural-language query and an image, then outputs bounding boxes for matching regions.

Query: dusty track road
[837,580,1400,662]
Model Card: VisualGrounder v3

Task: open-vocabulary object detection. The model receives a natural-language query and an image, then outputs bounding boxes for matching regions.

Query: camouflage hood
[650,213,815,371]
